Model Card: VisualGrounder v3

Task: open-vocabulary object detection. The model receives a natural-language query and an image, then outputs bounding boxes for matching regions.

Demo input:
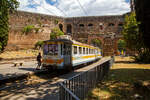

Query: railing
[59,58,114,100]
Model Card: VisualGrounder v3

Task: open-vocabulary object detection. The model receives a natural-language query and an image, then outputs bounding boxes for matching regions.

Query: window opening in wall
[118,23,123,26]
[74,46,77,54]
[67,24,72,34]
[100,25,103,30]
[99,23,103,30]
[79,47,82,54]
[59,24,63,32]
[108,23,115,26]
[79,24,84,27]
[88,24,93,27]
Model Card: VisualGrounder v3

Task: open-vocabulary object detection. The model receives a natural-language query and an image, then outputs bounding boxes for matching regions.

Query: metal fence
[59,58,114,100]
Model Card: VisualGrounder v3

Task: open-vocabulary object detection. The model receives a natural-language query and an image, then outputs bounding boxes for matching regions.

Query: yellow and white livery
[42,37,102,70]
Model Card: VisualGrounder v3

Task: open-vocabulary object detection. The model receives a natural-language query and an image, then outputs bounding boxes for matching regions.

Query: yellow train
[42,37,102,70]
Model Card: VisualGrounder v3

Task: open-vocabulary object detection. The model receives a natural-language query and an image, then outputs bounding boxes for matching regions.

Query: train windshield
[43,44,58,56]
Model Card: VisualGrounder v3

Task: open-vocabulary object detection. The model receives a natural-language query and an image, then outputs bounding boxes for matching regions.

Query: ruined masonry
[8,11,126,56]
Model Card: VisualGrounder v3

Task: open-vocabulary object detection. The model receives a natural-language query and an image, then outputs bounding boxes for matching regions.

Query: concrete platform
[0,60,39,81]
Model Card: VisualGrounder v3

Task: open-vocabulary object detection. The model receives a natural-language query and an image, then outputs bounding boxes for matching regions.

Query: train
[42,36,102,70]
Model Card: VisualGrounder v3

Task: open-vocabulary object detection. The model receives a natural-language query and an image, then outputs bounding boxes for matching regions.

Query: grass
[86,56,150,100]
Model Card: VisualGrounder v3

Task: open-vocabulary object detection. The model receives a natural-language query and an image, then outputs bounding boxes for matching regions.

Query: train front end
[42,41,64,69]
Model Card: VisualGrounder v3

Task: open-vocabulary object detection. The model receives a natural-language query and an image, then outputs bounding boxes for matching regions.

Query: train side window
[89,49,91,54]
[79,47,82,54]
[86,48,88,54]
[83,47,85,54]
[74,46,77,54]
[63,44,66,55]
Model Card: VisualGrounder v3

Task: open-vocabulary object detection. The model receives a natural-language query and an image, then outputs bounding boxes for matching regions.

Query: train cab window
[43,44,48,55]
[79,47,82,54]
[83,47,85,54]
[74,46,77,54]
[86,48,88,54]
[48,44,58,56]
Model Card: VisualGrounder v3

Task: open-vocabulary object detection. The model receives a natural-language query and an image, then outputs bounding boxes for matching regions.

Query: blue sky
[17,0,130,17]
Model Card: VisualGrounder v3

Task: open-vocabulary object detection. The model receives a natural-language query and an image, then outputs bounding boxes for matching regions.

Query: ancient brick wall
[7,11,65,50]
[7,11,127,56]
[64,16,124,56]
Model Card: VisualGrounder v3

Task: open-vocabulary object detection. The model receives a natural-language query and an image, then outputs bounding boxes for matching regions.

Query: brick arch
[88,36,104,45]
[88,35,104,55]
[59,23,63,32]
[113,37,123,55]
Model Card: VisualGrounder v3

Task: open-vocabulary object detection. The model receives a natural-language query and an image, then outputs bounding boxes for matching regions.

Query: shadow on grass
[88,68,150,100]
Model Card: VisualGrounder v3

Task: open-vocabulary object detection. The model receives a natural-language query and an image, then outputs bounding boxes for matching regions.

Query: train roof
[44,39,99,49]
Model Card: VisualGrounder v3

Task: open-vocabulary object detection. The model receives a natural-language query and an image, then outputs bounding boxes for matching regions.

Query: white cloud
[17,0,130,17]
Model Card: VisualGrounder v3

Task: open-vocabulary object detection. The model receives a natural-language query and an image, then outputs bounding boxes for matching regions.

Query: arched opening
[99,23,103,30]
[108,23,115,26]
[91,39,102,49]
[79,24,84,27]
[66,24,72,34]
[117,39,126,55]
[88,23,93,27]
[59,24,63,32]
[118,23,123,27]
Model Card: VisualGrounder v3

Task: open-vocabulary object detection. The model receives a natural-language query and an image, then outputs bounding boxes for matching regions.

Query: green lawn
[86,56,150,100]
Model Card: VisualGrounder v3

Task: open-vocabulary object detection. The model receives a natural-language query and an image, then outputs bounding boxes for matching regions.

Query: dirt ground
[0,49,40,59]
[87,56,150,100]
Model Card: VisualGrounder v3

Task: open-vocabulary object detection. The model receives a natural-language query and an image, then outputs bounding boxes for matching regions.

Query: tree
[122,12,140,51]
[118,39,126,51]
[50,28,64,39]
[91,39,102,48]
[122,12,150,63]
[0,0,19,51]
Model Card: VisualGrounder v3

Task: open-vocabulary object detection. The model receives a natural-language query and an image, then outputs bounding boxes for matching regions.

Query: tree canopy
[50,28,64,40]
[91,39,102,48]
[122,12,150,63]
[122,12,140,51]
[0,0,19,51]
[117,39,126,51]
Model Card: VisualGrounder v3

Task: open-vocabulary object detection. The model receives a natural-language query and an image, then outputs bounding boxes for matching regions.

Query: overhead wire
[32,0,57,16]
[76,0,88,16]
[32,0,67,16]
[55,6,67,16]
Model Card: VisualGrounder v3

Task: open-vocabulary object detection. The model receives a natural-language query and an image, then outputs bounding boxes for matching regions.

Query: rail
[59,57,114,100]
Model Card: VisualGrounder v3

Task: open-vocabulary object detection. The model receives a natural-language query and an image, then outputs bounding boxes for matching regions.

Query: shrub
[35,41,44,49]
[34,28,40,33]
[54,19,59,25]
[50,28,64,40]
[22,25,35,34]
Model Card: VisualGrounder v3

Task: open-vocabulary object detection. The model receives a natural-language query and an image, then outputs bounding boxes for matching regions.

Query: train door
[63,43,72,68]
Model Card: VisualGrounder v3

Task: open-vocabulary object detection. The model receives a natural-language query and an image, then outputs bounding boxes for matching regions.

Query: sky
[17,0,131,17]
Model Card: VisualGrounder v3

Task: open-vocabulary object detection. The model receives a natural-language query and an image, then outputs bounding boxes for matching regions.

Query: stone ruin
[7,10,128,56]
